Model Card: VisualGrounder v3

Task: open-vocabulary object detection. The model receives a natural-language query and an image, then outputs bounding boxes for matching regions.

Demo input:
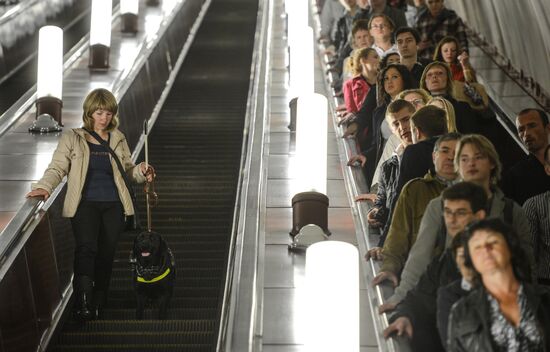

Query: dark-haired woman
[27,88,155,321]
[447,218,550,351]
[433,36,476,83]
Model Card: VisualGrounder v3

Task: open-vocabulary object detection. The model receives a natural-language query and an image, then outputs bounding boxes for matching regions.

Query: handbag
[86,129,141,231]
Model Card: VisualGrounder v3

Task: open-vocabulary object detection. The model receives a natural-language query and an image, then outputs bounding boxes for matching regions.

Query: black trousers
[71,200,125,291]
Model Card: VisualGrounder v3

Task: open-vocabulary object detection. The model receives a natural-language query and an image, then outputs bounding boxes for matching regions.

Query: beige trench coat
[32,128,146,217]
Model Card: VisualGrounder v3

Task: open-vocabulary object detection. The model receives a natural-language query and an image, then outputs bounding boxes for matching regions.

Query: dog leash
[143,119,158,233]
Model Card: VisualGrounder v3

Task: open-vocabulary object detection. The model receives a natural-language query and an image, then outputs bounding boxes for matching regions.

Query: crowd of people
[318,0,550,350]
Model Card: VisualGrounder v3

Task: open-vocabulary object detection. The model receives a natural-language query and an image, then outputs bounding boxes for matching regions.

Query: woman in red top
[433,36,476,83]
[343,47,379,113]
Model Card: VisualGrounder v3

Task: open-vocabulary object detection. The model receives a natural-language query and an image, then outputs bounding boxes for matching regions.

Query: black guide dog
[130,230,175,320]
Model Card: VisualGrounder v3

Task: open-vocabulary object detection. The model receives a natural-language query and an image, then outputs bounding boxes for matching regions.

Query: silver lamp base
[29,114,62,133]
[288,224,328,251]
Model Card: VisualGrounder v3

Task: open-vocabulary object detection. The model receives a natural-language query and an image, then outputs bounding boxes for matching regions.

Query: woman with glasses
[26,88,155,322]
[447,218,550,351]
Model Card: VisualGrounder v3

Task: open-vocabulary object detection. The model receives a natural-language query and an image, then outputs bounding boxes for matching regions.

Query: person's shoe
[74,292,94,321]
[73,275,95,322]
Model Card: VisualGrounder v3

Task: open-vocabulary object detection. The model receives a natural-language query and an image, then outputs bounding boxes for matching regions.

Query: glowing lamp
[89,0,113,69]
[295,93,327,194]
[305,241,359,352]
[120,0,139,33]
[35,25,63,125]
[290,93,329,237]
[288,26,314,130]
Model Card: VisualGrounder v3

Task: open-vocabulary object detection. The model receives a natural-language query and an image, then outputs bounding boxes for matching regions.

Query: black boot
[74,275,95,321]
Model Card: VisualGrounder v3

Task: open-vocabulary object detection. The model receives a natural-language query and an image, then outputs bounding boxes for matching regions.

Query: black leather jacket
[447,283,550,352]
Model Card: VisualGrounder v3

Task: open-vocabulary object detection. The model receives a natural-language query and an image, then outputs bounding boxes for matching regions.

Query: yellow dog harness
[136,267,171,283]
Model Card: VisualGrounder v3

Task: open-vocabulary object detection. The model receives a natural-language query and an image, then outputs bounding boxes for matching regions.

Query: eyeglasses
[371,24,387,29]
[443,209,472,219]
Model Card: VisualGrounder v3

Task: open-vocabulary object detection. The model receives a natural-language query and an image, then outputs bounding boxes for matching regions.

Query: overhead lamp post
[89,0,112,69]
[30,25,63,133]
[289,93,330,249]
[305,241,359,352]
[120,0,139,34]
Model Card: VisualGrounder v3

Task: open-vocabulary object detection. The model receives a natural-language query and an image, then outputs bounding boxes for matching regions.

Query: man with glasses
[379,134,532,311]
[369,132,460,282]
[382,182,487,351]
[368,14,398,58]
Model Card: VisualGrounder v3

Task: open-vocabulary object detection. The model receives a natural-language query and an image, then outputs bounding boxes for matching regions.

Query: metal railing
[216,0,271,350]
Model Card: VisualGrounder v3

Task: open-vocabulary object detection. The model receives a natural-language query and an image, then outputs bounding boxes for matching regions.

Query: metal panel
[24,214,61,333]
[0,252,38,352]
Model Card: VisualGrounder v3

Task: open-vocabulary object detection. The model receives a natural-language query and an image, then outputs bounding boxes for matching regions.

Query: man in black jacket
[501,108,550,205]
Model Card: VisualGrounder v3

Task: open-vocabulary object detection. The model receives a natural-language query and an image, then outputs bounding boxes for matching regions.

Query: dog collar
[137,267,171,283]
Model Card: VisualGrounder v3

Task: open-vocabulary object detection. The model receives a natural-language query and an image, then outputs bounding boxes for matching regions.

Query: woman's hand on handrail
[140,163,156,183]
[347,154,366,167]
[26,188,50,200]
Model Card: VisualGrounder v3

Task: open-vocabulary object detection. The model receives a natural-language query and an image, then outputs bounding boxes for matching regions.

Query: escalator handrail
[216,0,270,350]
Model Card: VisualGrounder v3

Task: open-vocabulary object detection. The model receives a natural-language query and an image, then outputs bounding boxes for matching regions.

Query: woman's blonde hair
[420,61,455,97]
[352,47,377,76]
[396,88,432,104]
[427,96,457,132]
[82,88,119,132]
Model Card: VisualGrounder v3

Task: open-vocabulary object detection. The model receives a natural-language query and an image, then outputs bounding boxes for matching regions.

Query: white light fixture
[288,26,314,130]
[120,0,139,33]
[290,93,329,239]
[305,241,359,352]
[289,26,314,100]
[35,25,63,126]
[295,93,327,194]
[89,0,113,69]
[286,0,308,44]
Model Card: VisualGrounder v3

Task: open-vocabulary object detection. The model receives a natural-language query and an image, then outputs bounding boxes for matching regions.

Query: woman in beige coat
[27,88,154,321]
